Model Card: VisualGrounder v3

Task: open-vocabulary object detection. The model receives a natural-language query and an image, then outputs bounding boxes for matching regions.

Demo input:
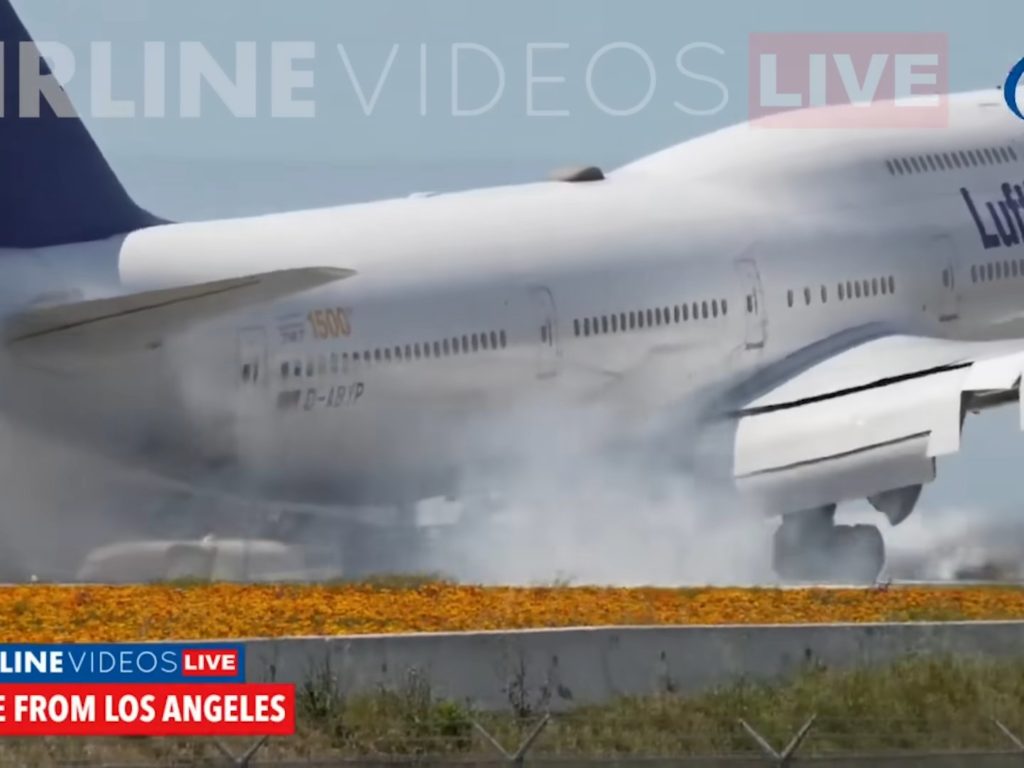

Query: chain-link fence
[13,713,1024,766]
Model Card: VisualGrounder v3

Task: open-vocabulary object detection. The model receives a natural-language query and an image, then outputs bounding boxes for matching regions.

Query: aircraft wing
[729,334,1024,514]
[4,267,352,361]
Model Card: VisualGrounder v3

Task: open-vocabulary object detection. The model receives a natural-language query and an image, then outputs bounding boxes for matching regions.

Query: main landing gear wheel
[338,505,429,579]
[772,506,885,584]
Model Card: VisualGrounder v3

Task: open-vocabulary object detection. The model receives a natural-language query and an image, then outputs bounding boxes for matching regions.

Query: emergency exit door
[238,327,268,387]
[933,235,960,323]
[734,258,766,350]
[530,286,560,379]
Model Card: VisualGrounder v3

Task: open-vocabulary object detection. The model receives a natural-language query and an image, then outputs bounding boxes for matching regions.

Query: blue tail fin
[1,0,164,248]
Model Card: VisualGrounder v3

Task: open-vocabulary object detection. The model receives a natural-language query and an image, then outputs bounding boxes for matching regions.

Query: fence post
[993,718,1024,751]
[739,716,816,767]
[213,736,270,767]
[473,713,551,766]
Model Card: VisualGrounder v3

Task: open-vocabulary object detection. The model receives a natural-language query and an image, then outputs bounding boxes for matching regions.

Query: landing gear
[772,505,885,584]
[260,507,432,579]
[337,517,429,579]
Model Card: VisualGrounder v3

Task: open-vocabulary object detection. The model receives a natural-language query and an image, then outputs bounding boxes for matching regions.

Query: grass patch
[470,655,1024,757]
[3,654,1021,765]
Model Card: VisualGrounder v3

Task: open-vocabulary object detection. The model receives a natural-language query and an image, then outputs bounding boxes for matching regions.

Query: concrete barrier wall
[243,621,1024,711]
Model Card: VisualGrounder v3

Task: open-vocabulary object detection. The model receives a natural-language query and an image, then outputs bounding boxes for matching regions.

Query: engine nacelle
[868,484,923,526]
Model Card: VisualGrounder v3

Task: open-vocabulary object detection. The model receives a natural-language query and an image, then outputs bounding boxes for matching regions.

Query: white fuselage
[4,90,1024,509]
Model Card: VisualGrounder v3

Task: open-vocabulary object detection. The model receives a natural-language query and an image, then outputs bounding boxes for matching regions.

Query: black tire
[831,524,885,584]
[773,521,884,584]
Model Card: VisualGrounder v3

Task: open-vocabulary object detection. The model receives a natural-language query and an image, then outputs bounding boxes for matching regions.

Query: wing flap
[731,335,1024,513]
[5,266,352,360]
[735,366,967,478]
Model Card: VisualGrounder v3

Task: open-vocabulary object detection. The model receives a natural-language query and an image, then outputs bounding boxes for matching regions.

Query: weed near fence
[4,654,1024,765]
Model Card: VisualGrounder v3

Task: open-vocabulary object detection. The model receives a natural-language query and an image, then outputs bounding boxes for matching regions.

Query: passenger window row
[886,146,1018,176]
[573,299,728,338]
[278,329,509,379]
[971,258,1024,284]
[787,276,896,308]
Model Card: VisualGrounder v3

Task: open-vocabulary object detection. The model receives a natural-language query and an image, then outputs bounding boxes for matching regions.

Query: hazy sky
[14,0,1023,167]
[10,1,1024,518]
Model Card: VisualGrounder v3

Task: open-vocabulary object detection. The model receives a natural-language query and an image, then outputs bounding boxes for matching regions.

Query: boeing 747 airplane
[3,1,1023,581]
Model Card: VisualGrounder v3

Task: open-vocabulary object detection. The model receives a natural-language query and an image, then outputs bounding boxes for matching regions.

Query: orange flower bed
[2,584,1022,642]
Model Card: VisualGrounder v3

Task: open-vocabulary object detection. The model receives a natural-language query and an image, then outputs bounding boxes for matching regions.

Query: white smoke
[420,399,778,586]
[882,507,1024,582]
[1,323,1020,587]
[0,414,162,581]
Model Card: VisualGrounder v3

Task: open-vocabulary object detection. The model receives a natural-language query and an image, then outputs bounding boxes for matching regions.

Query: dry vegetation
[3,656,1024,764]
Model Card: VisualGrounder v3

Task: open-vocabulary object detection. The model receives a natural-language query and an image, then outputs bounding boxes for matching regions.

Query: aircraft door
[238,327,268,388]
[734,258,766,349]
[529,286,560,379]
[933,235,959,322]
[233,325,275,469]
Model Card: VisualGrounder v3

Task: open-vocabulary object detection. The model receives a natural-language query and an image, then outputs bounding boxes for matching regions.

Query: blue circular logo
[1006,57,1024,120]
